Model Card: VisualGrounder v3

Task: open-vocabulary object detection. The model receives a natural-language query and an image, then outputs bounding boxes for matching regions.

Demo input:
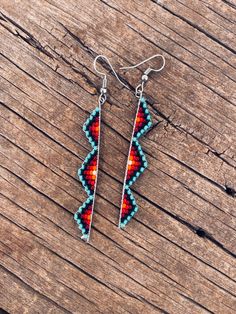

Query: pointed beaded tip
[81,234,89,242]
[119,223,126,229]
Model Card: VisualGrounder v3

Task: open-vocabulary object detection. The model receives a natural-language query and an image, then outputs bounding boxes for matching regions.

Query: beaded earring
[118,55,165,229]
[74,55,129,242]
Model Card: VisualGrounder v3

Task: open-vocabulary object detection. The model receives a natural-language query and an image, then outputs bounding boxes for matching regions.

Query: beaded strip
[74,106,101,241]
[119,97,152,228]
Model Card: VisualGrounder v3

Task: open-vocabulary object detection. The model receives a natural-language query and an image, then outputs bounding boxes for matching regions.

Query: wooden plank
[0,0,235,313]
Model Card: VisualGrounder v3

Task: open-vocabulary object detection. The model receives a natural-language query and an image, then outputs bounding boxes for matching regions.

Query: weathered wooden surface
[0,0,236,313]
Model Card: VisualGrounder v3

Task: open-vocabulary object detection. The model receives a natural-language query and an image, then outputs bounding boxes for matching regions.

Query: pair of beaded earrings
[74,54,165,242]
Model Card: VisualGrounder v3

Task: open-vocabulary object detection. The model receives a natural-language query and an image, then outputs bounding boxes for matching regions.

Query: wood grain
[0,0,236,313]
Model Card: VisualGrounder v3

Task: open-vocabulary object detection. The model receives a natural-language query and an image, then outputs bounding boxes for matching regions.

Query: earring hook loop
[120,54,165,75]
[93,55,130,94]
[120,54,165,98]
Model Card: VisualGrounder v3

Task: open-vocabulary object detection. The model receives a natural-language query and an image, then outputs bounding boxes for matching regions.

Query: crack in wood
[0,264,72,313]
[222,0,236,10]
[152,1,236,54]
[0,12,54,58]
[134,189,236,259]
[177,292,214,314]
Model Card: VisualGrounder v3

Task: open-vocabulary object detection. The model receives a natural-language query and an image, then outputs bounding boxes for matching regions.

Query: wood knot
[195,227,206,238]
[225,186,236,197]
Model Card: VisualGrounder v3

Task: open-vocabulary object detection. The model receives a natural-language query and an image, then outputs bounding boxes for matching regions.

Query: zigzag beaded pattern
[84,108,99,146]
[74,107,100,239]
[74,196,93,236]
[133,98,152,139]
[120,98,152,228]
[79,149,97,195]
[126,140,147,187]
[120,187,138,226]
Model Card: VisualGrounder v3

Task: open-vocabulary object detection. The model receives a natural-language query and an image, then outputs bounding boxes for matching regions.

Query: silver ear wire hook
[120,54,165,74]
[93,55,130,104]
[120,54,165,98]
